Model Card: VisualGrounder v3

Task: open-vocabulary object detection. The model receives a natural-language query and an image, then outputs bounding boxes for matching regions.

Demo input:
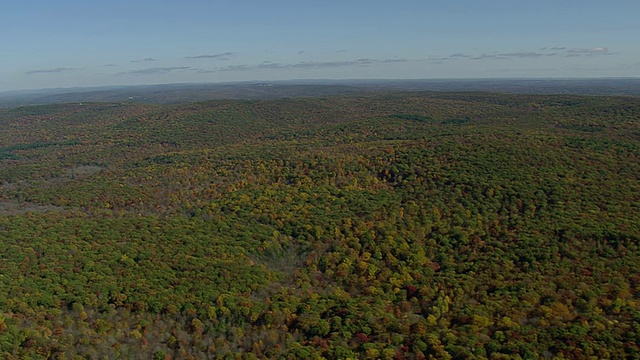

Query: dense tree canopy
[0,92,638,358]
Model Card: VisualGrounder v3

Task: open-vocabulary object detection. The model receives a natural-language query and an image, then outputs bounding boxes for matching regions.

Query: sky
[1,0,639,92]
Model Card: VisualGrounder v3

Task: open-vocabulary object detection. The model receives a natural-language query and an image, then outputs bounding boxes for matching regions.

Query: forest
[0,91,638,359]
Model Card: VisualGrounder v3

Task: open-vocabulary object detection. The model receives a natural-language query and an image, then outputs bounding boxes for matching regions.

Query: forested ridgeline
[0,92,639,359]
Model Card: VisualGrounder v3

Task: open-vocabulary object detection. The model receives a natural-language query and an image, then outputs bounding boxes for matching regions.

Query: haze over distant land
[1,1,639,92]
[1,79,640,108]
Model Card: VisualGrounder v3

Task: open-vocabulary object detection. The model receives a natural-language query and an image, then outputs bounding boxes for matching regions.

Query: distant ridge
[1,78,639,107]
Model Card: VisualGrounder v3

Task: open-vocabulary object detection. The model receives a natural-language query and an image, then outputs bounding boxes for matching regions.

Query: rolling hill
[0,91,638,358]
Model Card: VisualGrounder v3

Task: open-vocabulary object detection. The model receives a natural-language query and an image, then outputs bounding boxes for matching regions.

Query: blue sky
[1,0,639,91]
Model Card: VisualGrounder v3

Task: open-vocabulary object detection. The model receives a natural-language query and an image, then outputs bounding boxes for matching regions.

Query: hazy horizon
[2,1,639,92]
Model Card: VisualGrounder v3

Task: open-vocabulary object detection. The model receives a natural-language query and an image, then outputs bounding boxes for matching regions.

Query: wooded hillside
[0,92,638,359]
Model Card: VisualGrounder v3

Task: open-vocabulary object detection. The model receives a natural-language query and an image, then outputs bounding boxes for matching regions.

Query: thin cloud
[471,54,500,60]
[437,46,608,62]
[254,62,287,70]
[425,54,473,62]
[251,59,374,70]
[131,58,156,62]
[428,56,452,62]
[217,64,252,72]
[118,67,192,75]
[382,58,409,63]
[278,59,375,69]
[468,50,556,60]
[216,58,416,72]
[568,47,609,55]
[499,52,547,58]
[185,52,236,59]
[307,59,375,68]
[25,67,80,75]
